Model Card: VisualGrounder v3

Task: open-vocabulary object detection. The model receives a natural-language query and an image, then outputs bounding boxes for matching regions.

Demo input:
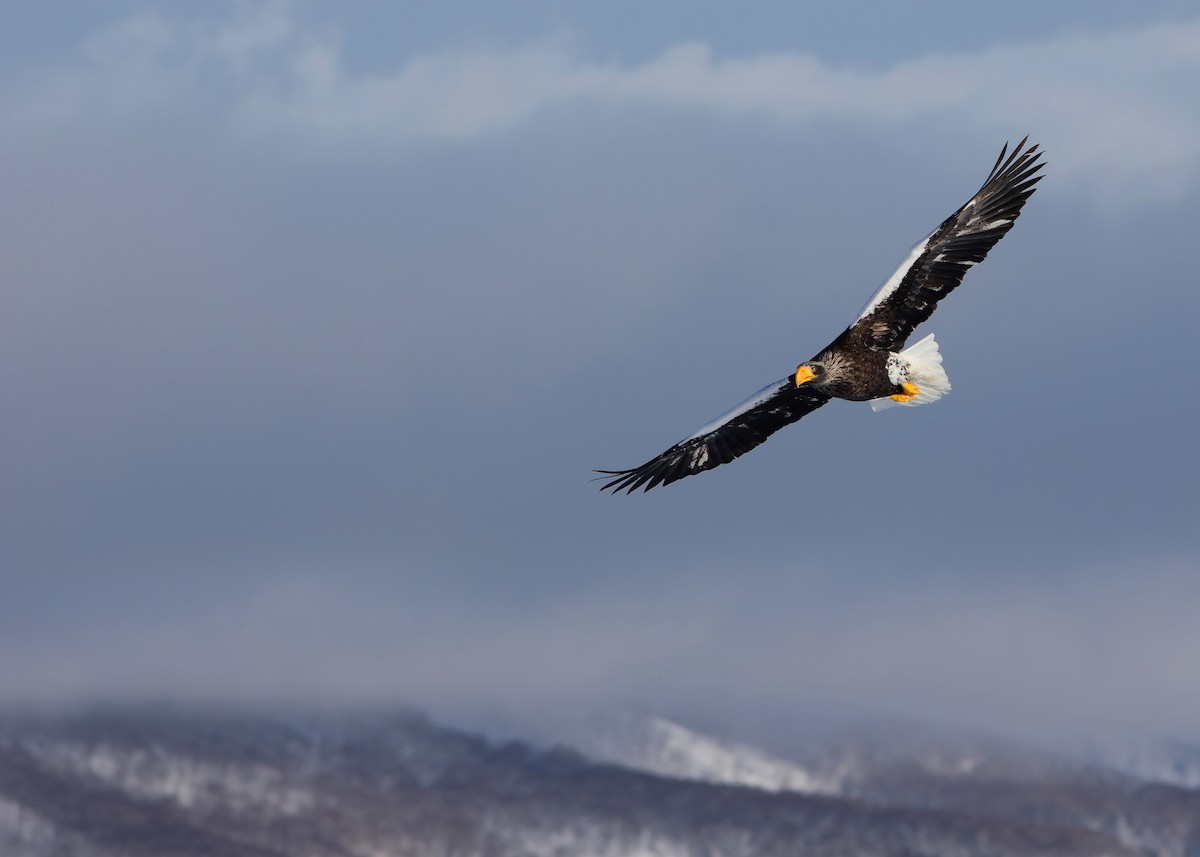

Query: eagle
[598,138,1044,494]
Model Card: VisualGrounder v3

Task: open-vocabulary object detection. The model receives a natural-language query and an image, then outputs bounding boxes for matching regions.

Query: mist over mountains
[2,704,1198,857]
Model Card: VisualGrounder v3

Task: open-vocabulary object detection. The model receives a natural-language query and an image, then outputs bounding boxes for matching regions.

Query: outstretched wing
[842,138,1045,353]
[596,379,830,493]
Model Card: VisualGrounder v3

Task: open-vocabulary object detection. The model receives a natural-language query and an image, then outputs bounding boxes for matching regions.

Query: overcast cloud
[1,2,1198,747]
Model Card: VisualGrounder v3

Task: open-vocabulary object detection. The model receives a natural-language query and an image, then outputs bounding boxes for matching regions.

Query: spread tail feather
[870,333,952,412]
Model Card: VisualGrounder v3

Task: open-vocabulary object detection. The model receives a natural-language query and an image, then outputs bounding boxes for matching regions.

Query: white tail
[869,333,952,412]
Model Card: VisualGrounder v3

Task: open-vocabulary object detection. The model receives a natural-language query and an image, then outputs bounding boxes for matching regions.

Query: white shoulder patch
[855,231,933,323]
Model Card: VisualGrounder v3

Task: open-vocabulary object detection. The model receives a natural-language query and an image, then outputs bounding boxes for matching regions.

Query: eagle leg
[890,382,920,403]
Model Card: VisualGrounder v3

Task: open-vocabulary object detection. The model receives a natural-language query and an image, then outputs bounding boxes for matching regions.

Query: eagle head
[794,362,826,387]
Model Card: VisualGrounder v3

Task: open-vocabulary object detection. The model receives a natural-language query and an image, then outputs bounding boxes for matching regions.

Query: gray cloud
[0,4,1197,748]
[6,7,1200,199]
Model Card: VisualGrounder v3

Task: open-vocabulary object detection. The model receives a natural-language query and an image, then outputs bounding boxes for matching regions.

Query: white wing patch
[684,378,790,441]
[854,231,933,323]
[857,207,1014,325]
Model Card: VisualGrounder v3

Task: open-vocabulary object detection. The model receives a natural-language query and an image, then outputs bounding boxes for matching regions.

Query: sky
[2,1,1199,747]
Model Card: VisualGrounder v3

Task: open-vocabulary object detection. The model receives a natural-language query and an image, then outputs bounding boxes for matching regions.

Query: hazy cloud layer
[7,557,1198,741]
[6,5,1200,199]
[1,4,1198,747]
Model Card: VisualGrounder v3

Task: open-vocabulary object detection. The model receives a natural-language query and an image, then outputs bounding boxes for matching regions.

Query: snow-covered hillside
[1,706,1198,857]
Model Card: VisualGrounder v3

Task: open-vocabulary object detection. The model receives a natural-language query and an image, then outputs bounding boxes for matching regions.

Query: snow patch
[581,716,843,795]
[0,798,56,849]
[21,739,314,816]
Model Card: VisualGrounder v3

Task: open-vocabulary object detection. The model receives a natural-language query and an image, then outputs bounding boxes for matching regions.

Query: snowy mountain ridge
[1,705,1198,857]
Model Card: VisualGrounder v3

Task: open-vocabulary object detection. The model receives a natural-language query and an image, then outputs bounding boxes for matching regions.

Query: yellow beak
[794,366,815,386]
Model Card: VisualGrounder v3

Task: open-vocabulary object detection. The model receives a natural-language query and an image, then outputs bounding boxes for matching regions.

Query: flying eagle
[598,138,1044,494]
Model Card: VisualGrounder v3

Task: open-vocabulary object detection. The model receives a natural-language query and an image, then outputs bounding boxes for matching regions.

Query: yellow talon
[890,381,920,403]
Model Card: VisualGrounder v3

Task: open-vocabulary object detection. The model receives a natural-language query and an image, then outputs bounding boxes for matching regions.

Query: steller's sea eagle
[598,138,1044,494]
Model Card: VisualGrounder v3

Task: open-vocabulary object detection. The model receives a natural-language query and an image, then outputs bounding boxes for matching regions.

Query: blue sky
[2,1,1198,744]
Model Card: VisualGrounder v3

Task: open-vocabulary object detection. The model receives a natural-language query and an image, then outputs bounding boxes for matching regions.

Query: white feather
[869,333,952,412]
[683,378,789,441]
[854,231,933,323]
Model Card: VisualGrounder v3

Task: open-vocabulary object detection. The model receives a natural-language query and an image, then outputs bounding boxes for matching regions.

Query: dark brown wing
[596,378,829,493]
[839,138,1044,353]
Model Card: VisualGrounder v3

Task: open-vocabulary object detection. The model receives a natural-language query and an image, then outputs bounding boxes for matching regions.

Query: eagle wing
[840,138,1044,353]
[596,379,830,493]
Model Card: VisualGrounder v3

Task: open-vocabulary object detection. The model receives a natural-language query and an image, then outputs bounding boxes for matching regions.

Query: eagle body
[804,346,899,402]
[599,139,1044,494]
